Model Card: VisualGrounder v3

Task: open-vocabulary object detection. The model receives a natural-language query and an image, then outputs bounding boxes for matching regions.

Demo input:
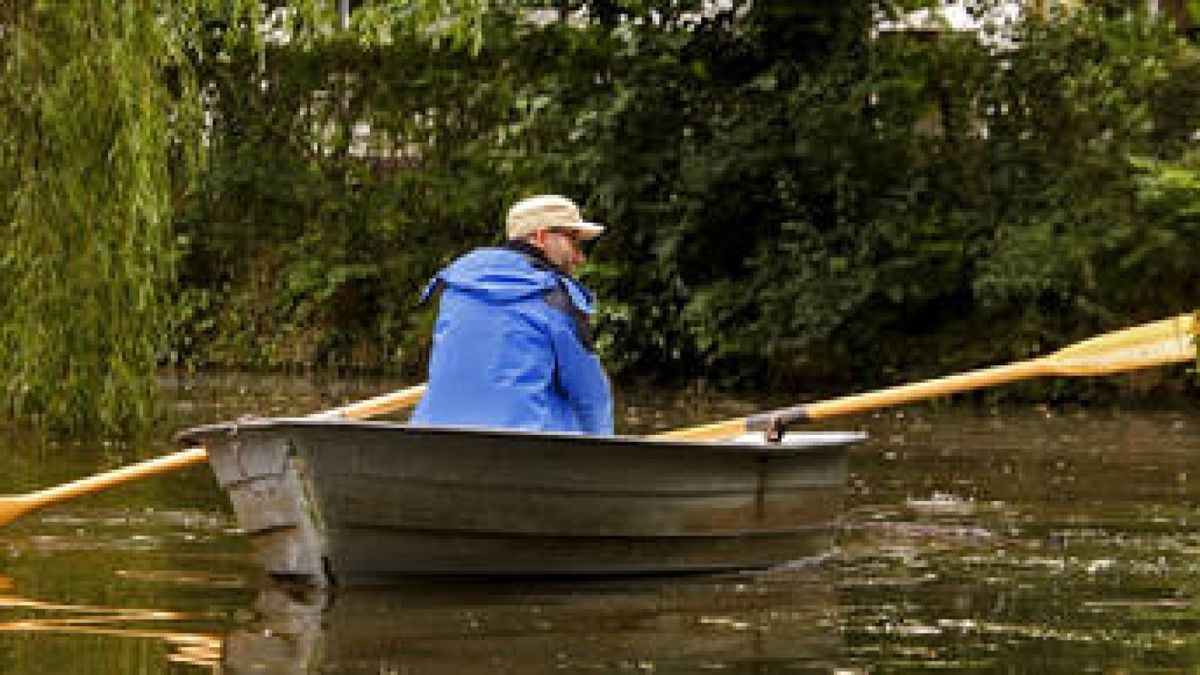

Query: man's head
[507,195,603,274]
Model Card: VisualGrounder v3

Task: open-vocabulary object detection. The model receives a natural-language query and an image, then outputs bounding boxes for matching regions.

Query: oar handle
[310,383,428,421]
[653,418,746,442]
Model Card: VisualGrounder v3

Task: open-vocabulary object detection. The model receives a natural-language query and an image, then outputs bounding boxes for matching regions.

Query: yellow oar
[658,313,1197,442]
[0,383,427,528]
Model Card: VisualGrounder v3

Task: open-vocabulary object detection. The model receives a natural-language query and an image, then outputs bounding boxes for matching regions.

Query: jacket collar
[501,239,571,277]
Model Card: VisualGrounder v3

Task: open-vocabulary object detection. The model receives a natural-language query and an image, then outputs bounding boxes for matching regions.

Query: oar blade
[1046,313,1196,375]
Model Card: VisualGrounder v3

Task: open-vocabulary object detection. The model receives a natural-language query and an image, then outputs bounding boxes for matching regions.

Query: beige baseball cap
[506,195,605,240]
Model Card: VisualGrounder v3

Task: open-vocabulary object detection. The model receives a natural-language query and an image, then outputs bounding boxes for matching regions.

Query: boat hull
[180,420,863,585]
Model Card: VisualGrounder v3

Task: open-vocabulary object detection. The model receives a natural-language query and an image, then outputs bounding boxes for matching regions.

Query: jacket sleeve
[547,313,614,435]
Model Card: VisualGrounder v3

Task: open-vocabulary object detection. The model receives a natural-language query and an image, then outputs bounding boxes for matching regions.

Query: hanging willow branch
[0,2,189,434]
[0,1,488,435]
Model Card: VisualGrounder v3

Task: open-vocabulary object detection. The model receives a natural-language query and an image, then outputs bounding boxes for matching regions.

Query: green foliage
[562,2,1200,386]
[0,1,190,434]
[172,30,513,371]
[168,1,1200,394]
[7,0,1198,434]
[1125,152,1200,306]
[0,0,493,435]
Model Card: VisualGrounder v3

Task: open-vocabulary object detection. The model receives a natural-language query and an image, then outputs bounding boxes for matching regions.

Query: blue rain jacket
[409,245,614,435]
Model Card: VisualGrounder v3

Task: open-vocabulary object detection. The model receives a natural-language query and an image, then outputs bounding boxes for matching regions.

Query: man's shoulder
[429,247,559,304]
[451,245,525,266]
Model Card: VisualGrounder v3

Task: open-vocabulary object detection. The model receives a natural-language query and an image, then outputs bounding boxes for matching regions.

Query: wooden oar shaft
[795,359,1047,422]
[0,382,429,527]
[25,447,210,513]
[658,313,1197,443]
[0,447,211,527]
[793,318,1196,424]
[656,360,1047,441]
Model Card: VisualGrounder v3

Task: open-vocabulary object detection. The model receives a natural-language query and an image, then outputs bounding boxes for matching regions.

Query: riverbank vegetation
[3,1,1200,433]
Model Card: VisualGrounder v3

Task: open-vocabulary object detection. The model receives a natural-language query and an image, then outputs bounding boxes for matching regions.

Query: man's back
[409,246,613,435]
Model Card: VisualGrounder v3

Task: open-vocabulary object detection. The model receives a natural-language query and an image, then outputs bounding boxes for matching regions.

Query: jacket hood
[421,247,595,313]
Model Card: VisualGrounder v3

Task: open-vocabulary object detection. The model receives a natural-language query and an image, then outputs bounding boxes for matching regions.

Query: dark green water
[2,374,1200,673]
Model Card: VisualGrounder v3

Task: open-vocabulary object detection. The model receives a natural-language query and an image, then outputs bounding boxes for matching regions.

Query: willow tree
[0,1,485,435]
[0,2,189,434]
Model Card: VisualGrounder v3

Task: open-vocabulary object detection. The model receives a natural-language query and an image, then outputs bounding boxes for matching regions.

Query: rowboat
[178,418,865,585]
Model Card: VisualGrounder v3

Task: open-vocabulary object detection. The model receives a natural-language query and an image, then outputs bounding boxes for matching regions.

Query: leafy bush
[171,1,1200,395]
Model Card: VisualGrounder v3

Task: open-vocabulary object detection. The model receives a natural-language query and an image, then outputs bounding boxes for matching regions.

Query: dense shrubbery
[0,0,485,433]
[173,1,1200,394]
[5,2,1198,433]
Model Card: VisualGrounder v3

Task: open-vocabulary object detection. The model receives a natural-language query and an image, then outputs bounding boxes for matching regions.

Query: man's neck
[502,239,569,277]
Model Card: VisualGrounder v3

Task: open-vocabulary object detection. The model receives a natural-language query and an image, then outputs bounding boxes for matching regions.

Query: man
[409,195,614,435]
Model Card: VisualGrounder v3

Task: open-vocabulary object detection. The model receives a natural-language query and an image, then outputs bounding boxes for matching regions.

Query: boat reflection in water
[223,565,842,673]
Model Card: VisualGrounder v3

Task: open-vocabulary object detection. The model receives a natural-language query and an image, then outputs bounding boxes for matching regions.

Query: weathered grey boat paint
[179,419,865,585]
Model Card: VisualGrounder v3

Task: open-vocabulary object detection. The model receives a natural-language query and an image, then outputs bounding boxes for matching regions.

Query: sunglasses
[549,228,597,254]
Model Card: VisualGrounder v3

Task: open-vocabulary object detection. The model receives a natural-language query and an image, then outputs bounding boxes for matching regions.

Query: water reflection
[0,581,223,669]
[225,567,842,674]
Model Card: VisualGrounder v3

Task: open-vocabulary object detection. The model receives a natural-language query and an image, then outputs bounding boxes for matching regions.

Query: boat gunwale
[176,417,866,456]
